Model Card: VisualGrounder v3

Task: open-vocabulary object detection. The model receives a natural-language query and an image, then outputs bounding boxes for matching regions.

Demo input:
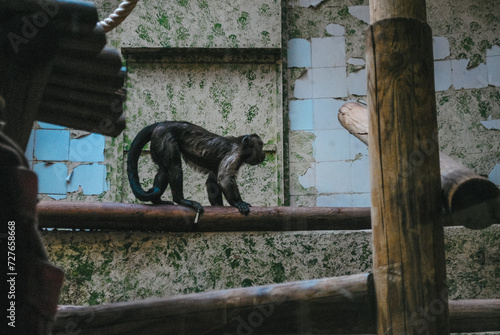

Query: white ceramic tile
[487,55,500,87]
[434,60,452,91]
[349,6,370,24]
[312,67,347,98]
[294,69,313,98]
[287,38,312,68]
[311,37,345,68]
[347,68,367,96]
[432,36,450,60]
[349,135,369,157]
[289,100,314,130]
[326,23,345,37]
[351,193,371,207]
[298,164,316,189]
[488,163,500,186]
[452,60,488,89]
[317,194,352,207]
[316,161,352,193]
[348,58,365,66]
[313,129,351,162]
[313,99,345,130]
[486,45,500,57]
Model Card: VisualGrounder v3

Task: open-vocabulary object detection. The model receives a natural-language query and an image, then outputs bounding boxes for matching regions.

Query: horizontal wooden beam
[37,202,372,231]
[53,274,376,335]
[52,274,500,334]
[37,201,478,232]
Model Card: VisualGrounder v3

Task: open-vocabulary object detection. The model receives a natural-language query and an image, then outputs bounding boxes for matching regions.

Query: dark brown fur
[127,121,265,214]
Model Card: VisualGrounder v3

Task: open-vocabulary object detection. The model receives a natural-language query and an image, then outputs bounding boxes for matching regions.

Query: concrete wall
[43,225,500,305]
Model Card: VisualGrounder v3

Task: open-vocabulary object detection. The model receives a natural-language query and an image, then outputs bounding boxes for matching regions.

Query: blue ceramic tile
[488,163,500,186]
[69,133,106,162]
[434,60,452,91]
[313,99,345,130]
[25,130,35,161]
[34,129,70,161]
[350,157,371,193]
[317,194,352,207]
[351,193,371,207]
[316,161,351,193]
[289,100,314,130]
[313,130,351,162]
[67,163,108,195]
[312,67,347,98]
[33,162,68,194]
[287,39,311,68]
[37,122,66,130]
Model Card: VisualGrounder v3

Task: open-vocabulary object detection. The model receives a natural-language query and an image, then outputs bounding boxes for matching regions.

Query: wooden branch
[37,202,372,231]
[366,17,449,334]
[339,101,500,229]
[53,274,376,335]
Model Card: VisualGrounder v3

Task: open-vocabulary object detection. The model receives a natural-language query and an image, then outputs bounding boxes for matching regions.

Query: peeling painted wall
[42,225,500,305]
[285,0,500,206]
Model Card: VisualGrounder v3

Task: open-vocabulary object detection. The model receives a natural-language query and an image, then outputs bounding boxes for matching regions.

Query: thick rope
[97,0,139,33]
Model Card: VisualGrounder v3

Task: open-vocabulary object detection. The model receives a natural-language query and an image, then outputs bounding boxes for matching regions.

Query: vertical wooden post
[367,0,450,334]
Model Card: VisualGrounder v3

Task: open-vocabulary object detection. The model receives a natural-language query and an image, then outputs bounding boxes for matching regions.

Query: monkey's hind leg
[150,168,174,205]
[167,152,204,214]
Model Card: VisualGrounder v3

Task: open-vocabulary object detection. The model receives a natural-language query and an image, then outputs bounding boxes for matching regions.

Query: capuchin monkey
[127,121,265,215]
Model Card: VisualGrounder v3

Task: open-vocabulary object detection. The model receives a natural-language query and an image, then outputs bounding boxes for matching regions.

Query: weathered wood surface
[370,0,427,23]
[448,299,500,333]
[37,201,372,231]
[52,277,499,334]
[366,17,449,335]
[339,101,500,229]
[53,274,376,335]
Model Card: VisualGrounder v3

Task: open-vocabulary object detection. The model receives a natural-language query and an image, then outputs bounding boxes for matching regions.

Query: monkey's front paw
[235,201,251,215]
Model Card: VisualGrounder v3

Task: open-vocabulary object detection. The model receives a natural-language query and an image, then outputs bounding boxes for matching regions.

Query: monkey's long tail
[127,123,162,201]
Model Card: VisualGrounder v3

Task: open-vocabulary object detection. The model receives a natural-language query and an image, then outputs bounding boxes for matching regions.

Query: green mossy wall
[42,225,500,306]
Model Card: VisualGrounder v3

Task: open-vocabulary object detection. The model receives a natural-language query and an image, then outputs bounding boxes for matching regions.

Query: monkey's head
[241,134,266,165]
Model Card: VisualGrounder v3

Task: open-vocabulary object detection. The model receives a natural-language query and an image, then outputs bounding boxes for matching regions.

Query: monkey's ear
[242,135,251,145]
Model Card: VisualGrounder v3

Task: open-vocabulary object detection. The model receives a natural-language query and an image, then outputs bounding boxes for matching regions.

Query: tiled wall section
[26,122,108,200]
[287,4,500,207]
[288,22,370,207]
